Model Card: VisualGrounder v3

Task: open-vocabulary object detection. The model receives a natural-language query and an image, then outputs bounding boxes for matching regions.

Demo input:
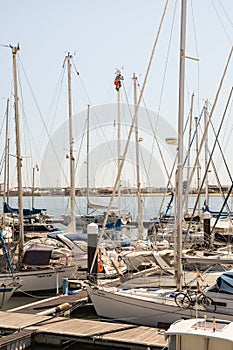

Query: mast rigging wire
[186,86,233,236]
[186,46,233,197]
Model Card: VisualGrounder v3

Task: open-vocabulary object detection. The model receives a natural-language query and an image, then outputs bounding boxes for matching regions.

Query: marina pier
[0,309,167,350]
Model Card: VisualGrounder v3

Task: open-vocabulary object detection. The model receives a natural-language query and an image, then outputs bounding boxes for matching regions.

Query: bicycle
[175,285,216,312]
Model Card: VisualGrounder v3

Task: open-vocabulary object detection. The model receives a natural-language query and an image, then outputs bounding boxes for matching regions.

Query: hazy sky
[0,0,232,189]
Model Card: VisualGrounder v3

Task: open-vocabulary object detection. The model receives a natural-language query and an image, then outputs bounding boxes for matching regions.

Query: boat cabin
[165,318,233,350]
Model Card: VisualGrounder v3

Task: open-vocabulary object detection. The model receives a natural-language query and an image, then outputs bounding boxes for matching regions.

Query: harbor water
[1,194,231,223]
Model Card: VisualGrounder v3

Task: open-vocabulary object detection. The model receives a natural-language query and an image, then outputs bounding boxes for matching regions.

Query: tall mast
[175,0,187,290]
[133,73,143,237]
[3,98,10,209]
[204,100,209,207]
[184,93,194,213]
[6,137,10,203]
[32,166,35,209]
[116,69,122,218]
[11,44,24,261]
[86,104,90,214]
[195,116,201,219]
[64,52,76,232]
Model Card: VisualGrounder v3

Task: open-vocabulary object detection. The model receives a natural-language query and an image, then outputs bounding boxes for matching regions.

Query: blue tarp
[216,271,233,295]
[4,202,46,216]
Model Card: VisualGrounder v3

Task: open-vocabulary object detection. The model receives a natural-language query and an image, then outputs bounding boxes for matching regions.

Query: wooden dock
[0,310,167,349]
[0,329,33,349]
[8,289,89,316]
[2,287,168,349]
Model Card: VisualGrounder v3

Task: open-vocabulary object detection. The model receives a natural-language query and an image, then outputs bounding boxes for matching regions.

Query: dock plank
[0,330,32,350]
[0,311,167,348]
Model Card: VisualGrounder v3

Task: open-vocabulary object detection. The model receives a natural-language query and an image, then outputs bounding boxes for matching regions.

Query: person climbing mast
[114,69,124,91]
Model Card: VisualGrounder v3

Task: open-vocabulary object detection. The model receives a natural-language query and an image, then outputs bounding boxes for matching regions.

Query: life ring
[97,253,104,273]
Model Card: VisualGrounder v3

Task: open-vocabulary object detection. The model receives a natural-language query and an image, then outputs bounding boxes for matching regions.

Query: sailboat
[3,201,64,236]
[88,0,233,328]
[1,101,62,236]
[0,45,77,294]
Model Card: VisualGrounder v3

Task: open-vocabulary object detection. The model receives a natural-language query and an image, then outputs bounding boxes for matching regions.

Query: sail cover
[22,245,52,265]
[4,202,46,216]
[216,271,233,294]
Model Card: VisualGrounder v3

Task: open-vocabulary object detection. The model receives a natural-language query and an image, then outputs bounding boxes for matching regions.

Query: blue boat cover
[4,202,46,216]
[216,271,233,294]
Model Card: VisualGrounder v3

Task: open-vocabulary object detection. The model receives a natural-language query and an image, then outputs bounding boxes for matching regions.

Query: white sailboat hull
[88,286,233,328]
[0,265,76,293]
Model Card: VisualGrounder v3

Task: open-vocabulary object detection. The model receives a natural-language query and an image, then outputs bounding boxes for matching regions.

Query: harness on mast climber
[114,71,124,91]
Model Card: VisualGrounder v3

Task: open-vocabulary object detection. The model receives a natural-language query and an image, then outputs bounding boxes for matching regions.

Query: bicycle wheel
[201,295,216,312]
[175,292,192,308]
